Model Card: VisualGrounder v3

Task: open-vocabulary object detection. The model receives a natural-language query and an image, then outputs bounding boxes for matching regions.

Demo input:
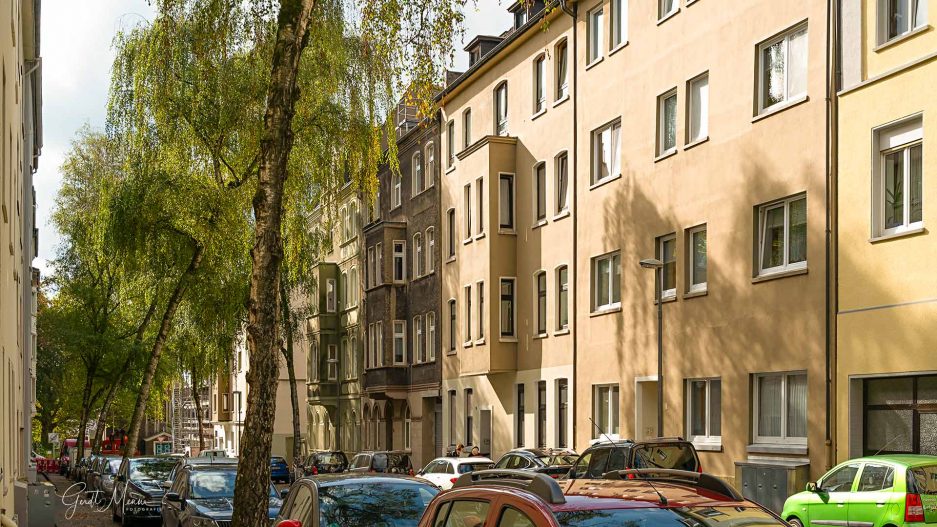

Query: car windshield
[106,460,121,474]
[129,459,176,481]
[316,453,346,465]
[632,444,699,472]
[541,455,578,466]
[373,454,410,472]
[272,457,287,464]
[458,462,491,474]
[318,482,438,527]
[555,506,786,527]
[189,470,237,499]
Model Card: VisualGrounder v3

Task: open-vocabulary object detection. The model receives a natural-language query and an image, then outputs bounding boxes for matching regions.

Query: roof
[432,456,494,464]
[554,479,755,512]
[303,473,430,487]
[850,454,937,467]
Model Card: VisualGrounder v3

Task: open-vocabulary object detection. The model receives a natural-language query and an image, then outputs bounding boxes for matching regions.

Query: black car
[160,455,238,489]
[567,437,700,479]
[491,448,579,478]
[112,456,177,525]
[347,451,414,475]
[87,456,121,503]
[273,474,439,527]
[301,450,349,476]
[161,462,282,527]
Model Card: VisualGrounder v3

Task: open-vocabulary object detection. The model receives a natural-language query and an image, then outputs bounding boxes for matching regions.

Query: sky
[34,0,513,277]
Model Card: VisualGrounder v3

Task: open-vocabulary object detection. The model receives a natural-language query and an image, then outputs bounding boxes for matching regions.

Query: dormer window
[469,48,481,66]
[514,9,528,28]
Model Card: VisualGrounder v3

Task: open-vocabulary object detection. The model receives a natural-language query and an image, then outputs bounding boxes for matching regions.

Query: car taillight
[697,463,703,473]
[409,469,415,476]
[450,477,459,484]
[626,473,636,480]
[312,466,318,475]
[550,474,560,479]
[907,493,926,522]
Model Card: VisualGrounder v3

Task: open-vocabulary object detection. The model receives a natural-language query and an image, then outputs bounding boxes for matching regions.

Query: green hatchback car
[782,455,937,527]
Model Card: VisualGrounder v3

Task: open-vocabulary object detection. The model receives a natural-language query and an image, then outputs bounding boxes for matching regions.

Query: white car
[416,456,494,490]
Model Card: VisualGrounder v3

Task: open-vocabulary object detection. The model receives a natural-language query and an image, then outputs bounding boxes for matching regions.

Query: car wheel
[788,517,804,527]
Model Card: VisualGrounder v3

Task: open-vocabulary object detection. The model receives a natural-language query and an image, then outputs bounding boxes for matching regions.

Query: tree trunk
[233,2,315,525]
[192,371,206,452]
[93,349,136,453]
[280,280,304,474]
[75,370,95,461]
[122,243,205,459]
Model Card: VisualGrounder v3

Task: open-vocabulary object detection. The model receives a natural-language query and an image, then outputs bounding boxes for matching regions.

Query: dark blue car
[161,463,282,526]
[271,456,292,483]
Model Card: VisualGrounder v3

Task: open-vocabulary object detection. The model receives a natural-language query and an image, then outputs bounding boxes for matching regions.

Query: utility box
[27,481,59,527]
[735,460,810,513]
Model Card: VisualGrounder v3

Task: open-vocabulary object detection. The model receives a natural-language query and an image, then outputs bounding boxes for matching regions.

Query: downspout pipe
[825,0,841,471]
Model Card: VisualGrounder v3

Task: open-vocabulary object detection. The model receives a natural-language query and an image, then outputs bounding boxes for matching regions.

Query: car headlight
[190,517,219,527]
[128,490,147,501]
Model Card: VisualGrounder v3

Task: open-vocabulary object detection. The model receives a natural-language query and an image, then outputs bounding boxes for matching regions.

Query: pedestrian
[470,446,480,457]
[454,443,464,457]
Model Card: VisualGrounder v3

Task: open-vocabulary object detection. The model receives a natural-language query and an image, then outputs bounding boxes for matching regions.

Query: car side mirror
[488,463,495,470]
[165,492,182,502]
[806,482,820,492]
[161,481,171,489]
[280,488,289,499]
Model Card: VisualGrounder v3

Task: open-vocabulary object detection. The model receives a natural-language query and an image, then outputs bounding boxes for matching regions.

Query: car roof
[303,473,431,487]
[183,458,239,468]
[555,479,756,511]
[848,454,937,468]
[432,457,494,463]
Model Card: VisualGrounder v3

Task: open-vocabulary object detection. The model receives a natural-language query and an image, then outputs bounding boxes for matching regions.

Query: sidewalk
[39,473,115,527]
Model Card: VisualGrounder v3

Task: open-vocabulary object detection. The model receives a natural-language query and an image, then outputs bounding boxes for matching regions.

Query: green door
[848,463,897,527]
[809,464,860,527]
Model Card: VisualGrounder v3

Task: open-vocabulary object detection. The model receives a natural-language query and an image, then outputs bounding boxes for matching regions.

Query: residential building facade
[836,0,937,460]
[361,101,443,468]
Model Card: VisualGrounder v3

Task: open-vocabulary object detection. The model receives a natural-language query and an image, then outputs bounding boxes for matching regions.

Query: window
[537,381,547,448]
[556,153,569,214]
[611,0,627,48]
[447,208,457,258]
[516,384,525,447]
[754,372,807,444]
[465,389,474,445]
[588,6,604,63]
[413,232,424,277]
[376,242,383,285]
[448,299,457,352]
[875,117,923,236]
[464,285,472,344]
[593,384,620,437]
[592,120,621,185]
[392,173,402,208]
[533,55,546,114]
[463,109,472,148]
[534,163,547,222]
[341,271,348,309]
[659,0,677,20]
[500,278,516,338]
[757,195,807,275]
[448,390,457,444]
[687,225,707,292]
[515,7,528,28]
[857,464,895,492]
[414,315,424,363]
[412,151,424,195]
[367,246,376,288]
[687,73,709,143]
[393,321,407,365]
[425,142,435,188]
[426,227,435,273]
[368,323,380,368]
[477,281,485,340]
[556,40,568,100]
[310,341,319,381]
[657,234,676,299]
[327,345,338,380]
[499,508,536,527]
[393,240,406,282]
[476,177,485,235]
[863,375,937,455]
[535,272,547,336]
[326,278,336,313]
[495,82,508,136]
[447,120,455,166]
[404,406,412,450]
[341,206,349,242]
[657,89,678,156]
[880,0,928,43]
[758,24,808,114]
[349,267,358,306]
[822,464,861,493]
[557,379,568,448]
[556,266,569,330]
[376,321,383,366]
[464,184,473,240]
[687,378,721,444]
[499,174,515,230]
[592,251,621,311]
[426,311,436,361]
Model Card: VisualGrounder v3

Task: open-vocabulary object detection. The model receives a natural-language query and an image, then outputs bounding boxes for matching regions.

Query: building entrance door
[635,379,659,441]
[480,409,492,456]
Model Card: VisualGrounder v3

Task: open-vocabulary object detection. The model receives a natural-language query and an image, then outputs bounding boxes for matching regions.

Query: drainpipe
[824,0,841,471]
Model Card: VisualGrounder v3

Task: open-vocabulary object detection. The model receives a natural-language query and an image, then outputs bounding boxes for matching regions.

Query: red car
[418,468,791,527]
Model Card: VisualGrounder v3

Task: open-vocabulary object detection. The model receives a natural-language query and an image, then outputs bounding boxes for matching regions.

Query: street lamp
[639,258,664,438]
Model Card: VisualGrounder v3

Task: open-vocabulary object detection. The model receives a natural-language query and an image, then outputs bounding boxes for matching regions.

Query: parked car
[197,448,232,458]
[87,456,121,503]
[272,456,293,483]
[417,456,494,490]
[567,437,700,479]
[161,462,282,527]
[273,473,439,527]
[160,455,239,489]
[492,448,578,478]
[112,456,178,525]
[301,450,349,476]
[417,468,789,527]
[347,450,414,475]
[79,453,103,485]
[782,455,937,527]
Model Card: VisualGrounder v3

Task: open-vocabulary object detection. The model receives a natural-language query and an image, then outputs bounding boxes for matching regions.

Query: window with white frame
[495,82,508,136]
[534,55,546,114]
[392,173,402,208]
[557,379,568,447]
[758,24,808,114]
[414,315,424,363]
[367,323,376,368]
[874,117,923,237]
[556,152,569,214]
[592,251,621,311]
[464,184,473,240]
[499,174,515,231]
[658,0,677,21]
[448,299,457,352]
[657,234,676,299]
[687,72,709,144]
[476,177,485,235]
[880,0,928,44]
[350,201,358,233]
[593,384,620,437]
[349,267,358,306]
[425,142,435,188]
[426,311,436,361]
[367,246,375,289]
[657,89,678,156]
[754,372,807,444]
[592,120,621,185]
[376,242,383,285]
[464,285,472,344]
[757,194,807,275]
[556,265,569,330]
[340,271,348,310]
[413,232,424,278]
[535,163,547,222]
[404,405,412,450]
[611,0,627,48]
[556,40,568,100]
[687,225,707,293]
[341,206,350,242]
[516,383,526,447]
[535,271,547,336]
[500,278,516,338]
[393,240,406,282]
[310,340,319,381]
[426,227,435,273]
[326,278,336,312]
[477,281,485,340]
[447,208,457,258]
[588,6,604,63]
[343,337,354,379]
[412,151,424,195]
[447,120,456,167]
[393,321,407,365]
[327,344,338,380]
[463,109,472,148]
[686,378,721,445]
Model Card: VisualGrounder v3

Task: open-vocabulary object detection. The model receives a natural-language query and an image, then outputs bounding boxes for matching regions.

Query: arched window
[424,142,435,188]
[425,227,435,273]
[413,232,424,277]
[364,404,372,449]
[392,173,402,208]
[555,39,569,100]
[412,151,424,195]
[494,82,508,136]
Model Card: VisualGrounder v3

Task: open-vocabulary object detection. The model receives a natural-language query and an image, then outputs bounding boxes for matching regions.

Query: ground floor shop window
[864,374,937,456]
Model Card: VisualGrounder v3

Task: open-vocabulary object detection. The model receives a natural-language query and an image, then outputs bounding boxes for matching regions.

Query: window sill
[590,305,622,317]
[684,136,709,151]
[686,0,701,5]
[447,350,457,356]
[683,288,708,300]
[499,228,517,236]
[531,219,548,230]
[746,443,808,456]
[532,333,549,340]
[656,8,680,25]
[411,185,434,200]
[391,204,403,212]
[463,341,473,349]
[870,226,926,243]
[475,232,486,241]
[752,267,808,284]
[553,328,570,336]
[463,238,473,246]
[553,210,570,221]
[585,56,604,71]
[499,336,518,343]
[531,108,547,121]
[654,149,678,163]
[474,338,486,346]
[589,173,622,191]
[553,94,570,108]
[874,25,932,52]
[446,165,456,175]
[692,441,722,452]
[445,256,456,264]
[608,41,629,57]
[654,295,677,305]
[753,95,809,123]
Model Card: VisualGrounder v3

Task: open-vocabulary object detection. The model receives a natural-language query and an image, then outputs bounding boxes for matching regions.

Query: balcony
[363,367,410,397]
[309,312,338,334]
